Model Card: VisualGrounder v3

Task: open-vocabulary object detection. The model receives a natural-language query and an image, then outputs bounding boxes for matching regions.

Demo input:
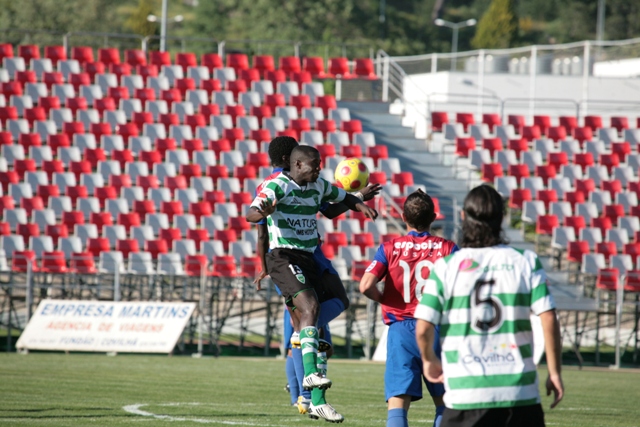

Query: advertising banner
[16,300,196,353]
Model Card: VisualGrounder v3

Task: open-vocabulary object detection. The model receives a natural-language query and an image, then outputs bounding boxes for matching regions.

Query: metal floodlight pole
[434,18,477,71]
[160,0,168,52]
[596,0,606,42]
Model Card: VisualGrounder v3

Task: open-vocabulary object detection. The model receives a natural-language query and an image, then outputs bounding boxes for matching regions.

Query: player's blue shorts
[384,319,444,402]
[313,244,338,276]
[321,324,331,345]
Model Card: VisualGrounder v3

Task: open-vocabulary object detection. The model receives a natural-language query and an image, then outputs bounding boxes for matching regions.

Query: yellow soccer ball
[334,158,370,192]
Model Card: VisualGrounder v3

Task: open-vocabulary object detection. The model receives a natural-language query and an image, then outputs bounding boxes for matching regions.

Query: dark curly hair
[403,189,437,232]
[460,184,508,248]
[268,136,299,168]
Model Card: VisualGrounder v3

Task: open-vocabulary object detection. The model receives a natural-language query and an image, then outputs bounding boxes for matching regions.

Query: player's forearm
[257,224,269,273]
[540,309,562,377]
[416,319,438,362]
[359,273,383,303]
[320,203,350,219]
[246,207,267,223]
[342,193,367,212]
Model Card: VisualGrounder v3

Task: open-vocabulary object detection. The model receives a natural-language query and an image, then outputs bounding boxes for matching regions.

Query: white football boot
[309,402,344,423]
[302,373,332,390]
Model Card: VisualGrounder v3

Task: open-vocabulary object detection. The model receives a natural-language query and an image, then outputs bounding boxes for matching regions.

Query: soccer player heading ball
[415,184,564,427]
[360,189,459,427]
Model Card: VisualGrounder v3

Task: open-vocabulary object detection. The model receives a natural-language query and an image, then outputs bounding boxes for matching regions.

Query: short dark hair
[290,145,319,163]
[268,136,299,167]
[403,189,437,231]
[460,184,508,248]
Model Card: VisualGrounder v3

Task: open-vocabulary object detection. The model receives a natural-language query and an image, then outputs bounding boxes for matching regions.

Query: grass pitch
[1,354,639,427]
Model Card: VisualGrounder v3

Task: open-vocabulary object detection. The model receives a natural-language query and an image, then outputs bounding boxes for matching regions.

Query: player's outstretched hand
[361,183,382,201]
[253,270,268,290]
[423,359,444,383]
[356,203,378,220]
[546,374,564,409]
[259,198,277,217]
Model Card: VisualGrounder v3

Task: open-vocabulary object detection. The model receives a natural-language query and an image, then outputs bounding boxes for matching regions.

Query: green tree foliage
[472,0,519,48]
[125,0,159,37]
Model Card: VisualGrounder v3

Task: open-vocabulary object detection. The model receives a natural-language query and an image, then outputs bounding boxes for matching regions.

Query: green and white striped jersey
[414,245,555,410]
[250,172,346,252]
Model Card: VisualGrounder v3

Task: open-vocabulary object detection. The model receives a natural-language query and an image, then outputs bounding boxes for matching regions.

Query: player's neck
[407,226,430,234]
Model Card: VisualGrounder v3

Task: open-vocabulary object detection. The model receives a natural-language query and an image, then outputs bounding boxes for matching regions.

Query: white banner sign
[16,300,196,353]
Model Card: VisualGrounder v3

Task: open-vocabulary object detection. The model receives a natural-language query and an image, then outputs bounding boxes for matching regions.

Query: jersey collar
[408,230,431,237]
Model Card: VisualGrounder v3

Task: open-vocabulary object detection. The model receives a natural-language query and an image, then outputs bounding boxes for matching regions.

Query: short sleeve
[320,179,346,204]
[527,251,556,315]
[366,244,388,279]
[414,258,446,324]
[250,180,284,210]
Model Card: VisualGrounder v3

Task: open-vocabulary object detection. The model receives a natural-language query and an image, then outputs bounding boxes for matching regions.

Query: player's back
[380,232,457,324]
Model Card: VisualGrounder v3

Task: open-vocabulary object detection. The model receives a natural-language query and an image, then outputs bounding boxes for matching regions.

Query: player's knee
[341,295,350,310]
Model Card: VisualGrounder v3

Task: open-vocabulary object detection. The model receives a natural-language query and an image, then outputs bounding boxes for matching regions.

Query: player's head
[268,136,299,168]
[402,189,437,232]
[460,184,507,248]
[290,145,321,183]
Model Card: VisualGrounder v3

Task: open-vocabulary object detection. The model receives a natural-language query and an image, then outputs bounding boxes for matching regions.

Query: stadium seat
[328,57,354,79]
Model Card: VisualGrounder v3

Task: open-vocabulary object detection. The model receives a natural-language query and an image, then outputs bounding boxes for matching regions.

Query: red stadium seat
[601,180,622,199]
[164,175,187,194]
[84,183,111,206]
[71,46,94,65]
[547,126,567,142]
[203,190,226,210]
[325,232,347,253]
[160,89,182,108]
[533,115,552,136]
[201,53,223,71]
[482,113,501,132]
[70,251,97,274]
[159,113,180,131]
[563,192,586,210]
[521,125,541,142]
[111,149,134,169]
[159,229,181,247]
[226,53,249,71]
[44,45,66,64]
[12,250,39,273]
[131,111,154,132]
[341,120,363,139]
[149,51,171,67]
[238,68,261,87]
[1,81,22,97]
[315,144,336,164]
[509,188,532,210]
[223,127,245,143]
[536,189,558,210]
[508,115,525,134]
[328,57,354,78]
[352,232,375,253]
[226,80,247,98]
[575,179,596,198]
[188,201,212,221]
[109,63,132,78]
[160,201,184,221]
[107,86,129,103]
[45,224,68,246]
[145,239,169,259]
[316,119,337,137]
[611,142,631,162]
[23,107,45,128]
[292,70,312,88]
[559,116,578,134]
[624,270,640,293]
[596,241,617,262]
[117,212,141,232]
[0,106,18,126]
[481,163,503,182]
[591,217,612,234]
[125,49,147,67]
[187,228,209,250]
[84,147,106,169]
[392,172,414,193]
[253,55,275,76]
[240,256,261,278]
[90,211,113,229]
[224,105,245,122]
[133,199,156,216]
[67,97,88,116]
[341,145,363,158]
[138,150,162,169]
[200,103,220,119]
[574,152,594,172]
[367,145,389,166]
[86,237,110,257]
[94,97,116,115]
[507,138,529,158]
[454,137,476,157]
[567,240,589,263]
[213,229,237,252]
[315,95,337,115]
[136,64,159,80]
[603,204,625,223]
[534,165,556,185]
[208,140,232,157]
[229,216,251,234]
[584,115,603,132]
[547,152,569,172]
[456,113,474,132]
[14,159,36,180]
[0,221,10,236]
[599,153,620,174]
[572,127,593,145]
[0,43,12,63]
[41,160,65,181]
[175,52,197,72]
[200,79,222,95]
[230,191,253,211]
[18,45,40,63]
[535,214,559,235]
[18,133,42,149]
[290,94,312,114]
[0,131,12,146]
[246,152,270,168]
[264,69,287,86]
[109,174,132,192]
[279,56,301,74]
[481,137,502,157]
[610,116,629,133]
[68,160,92,181]
[175,77,196,96]
[265,93,286,110]
[17,223,40,240]
[16,70,37,86]
[134,88,156,103]
[507,164,530,183]
[185,254,213,276]
[354,58,377,79]
[84,61,106,81]
[249,106,272,123]
[36,184,60,205]
[0,172,19,194]
[116,239,139,259]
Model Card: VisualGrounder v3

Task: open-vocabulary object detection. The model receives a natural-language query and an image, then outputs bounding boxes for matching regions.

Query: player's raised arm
[321,183,382,219]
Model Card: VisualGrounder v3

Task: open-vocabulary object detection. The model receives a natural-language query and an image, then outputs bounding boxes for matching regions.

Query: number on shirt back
[399,259,434,303]
[472,278,503,332]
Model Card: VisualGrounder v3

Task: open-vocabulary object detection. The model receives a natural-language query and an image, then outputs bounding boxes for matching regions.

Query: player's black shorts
[441,404,545,427]
[266,248,323,302]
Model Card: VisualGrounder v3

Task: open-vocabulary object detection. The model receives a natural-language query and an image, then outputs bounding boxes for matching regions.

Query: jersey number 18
[399,260,434,303]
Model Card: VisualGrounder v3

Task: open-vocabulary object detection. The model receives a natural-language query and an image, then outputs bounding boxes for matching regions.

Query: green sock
[299,326,319,377]
[311,351,328,405]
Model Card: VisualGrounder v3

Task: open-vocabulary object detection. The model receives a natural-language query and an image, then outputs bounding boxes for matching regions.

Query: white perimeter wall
[400,71,640,139]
